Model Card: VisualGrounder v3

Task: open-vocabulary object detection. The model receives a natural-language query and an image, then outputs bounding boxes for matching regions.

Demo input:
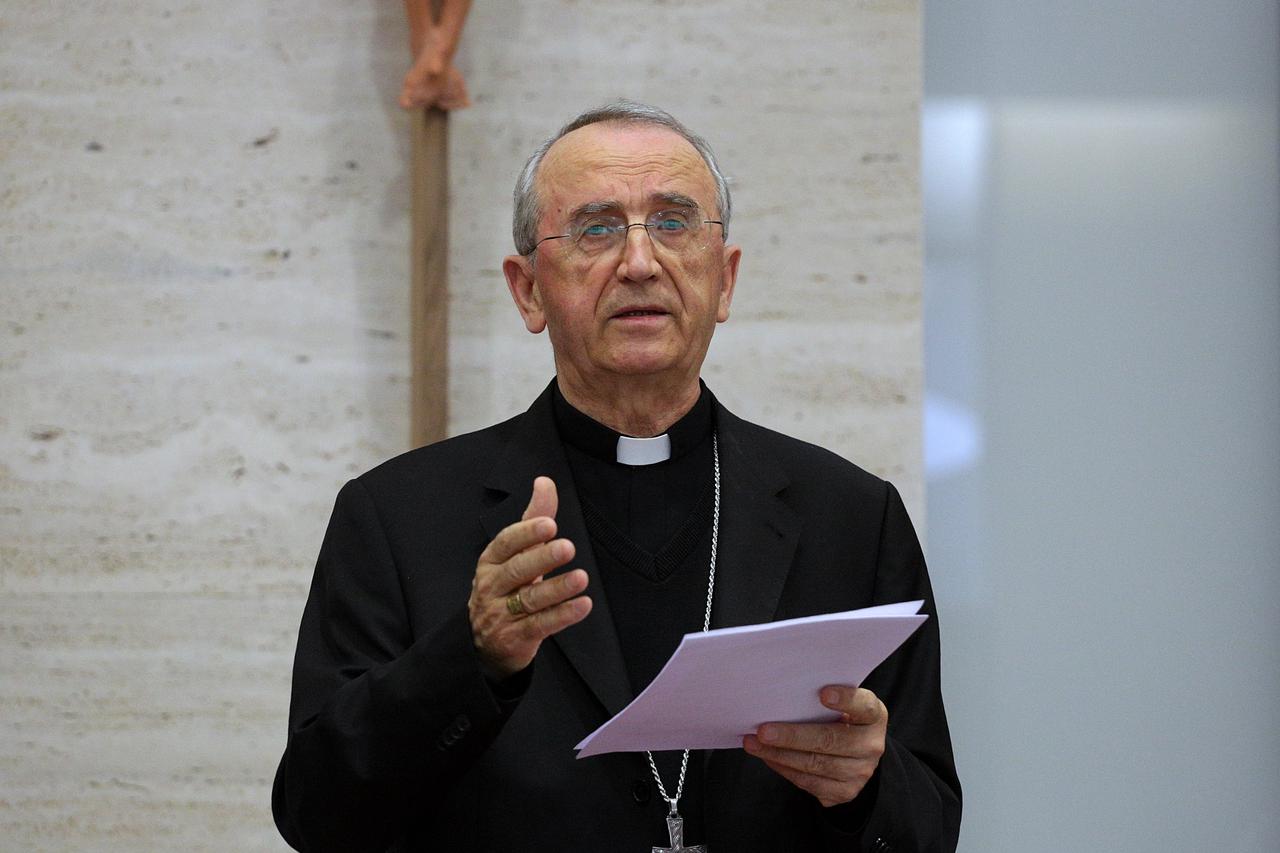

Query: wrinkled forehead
[536,123,719,220]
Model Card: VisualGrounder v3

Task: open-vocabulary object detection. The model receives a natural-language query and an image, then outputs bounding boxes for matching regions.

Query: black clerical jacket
[273,384,961,852]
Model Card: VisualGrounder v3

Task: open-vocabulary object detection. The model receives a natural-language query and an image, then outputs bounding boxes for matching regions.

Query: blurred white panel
[926,4,1279,851]
[923,100,990,254]
[926,95,1280,853]
[924,392,984,479]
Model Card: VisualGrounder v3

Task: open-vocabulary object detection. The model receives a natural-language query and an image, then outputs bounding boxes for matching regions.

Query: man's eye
[579,220,621,239]
[652,212,692,232]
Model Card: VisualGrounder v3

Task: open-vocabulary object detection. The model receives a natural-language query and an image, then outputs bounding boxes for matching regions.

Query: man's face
[504,122,741,395]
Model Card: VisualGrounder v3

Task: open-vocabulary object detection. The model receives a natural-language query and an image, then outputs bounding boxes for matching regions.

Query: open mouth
[613,309,667,318]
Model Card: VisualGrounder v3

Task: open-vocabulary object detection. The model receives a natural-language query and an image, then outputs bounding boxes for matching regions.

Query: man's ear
[503,254,546,333]
[716,244,742,323]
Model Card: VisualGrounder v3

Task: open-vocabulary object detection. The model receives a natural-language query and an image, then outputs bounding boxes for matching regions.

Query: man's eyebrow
[565,193,704,222]
[652,192,701,211]
[567,200,623,220]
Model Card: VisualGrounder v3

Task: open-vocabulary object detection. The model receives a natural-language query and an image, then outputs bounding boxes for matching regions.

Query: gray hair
[511,100,732,256]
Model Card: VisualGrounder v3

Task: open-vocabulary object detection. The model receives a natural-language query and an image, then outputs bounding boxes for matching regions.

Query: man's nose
[616,224,660,282]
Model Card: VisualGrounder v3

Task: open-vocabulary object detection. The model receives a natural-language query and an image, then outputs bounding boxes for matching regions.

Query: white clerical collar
[616,433,672,466]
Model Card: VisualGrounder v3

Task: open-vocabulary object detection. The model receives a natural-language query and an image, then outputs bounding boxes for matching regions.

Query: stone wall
[0,1,920,848]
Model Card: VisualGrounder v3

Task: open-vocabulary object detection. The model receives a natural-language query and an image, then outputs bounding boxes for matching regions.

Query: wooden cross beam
[409,106,449,448]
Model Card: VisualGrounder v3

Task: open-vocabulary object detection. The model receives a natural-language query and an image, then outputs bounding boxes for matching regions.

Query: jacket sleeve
[271,478,517,852]
[819,480,963,852]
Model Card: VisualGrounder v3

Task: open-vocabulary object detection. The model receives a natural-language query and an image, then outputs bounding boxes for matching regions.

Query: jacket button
[873,838,893,852]
[631,779,652,804]
[436,715,471,752]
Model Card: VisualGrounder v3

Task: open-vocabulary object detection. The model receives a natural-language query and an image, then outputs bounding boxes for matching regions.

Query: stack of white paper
[575,600,926,757]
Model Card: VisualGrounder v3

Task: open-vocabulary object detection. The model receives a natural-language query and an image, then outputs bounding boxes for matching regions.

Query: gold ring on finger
[506,589,528,616]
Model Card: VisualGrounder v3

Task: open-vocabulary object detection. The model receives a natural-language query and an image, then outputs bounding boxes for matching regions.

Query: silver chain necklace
[644,432,718,853]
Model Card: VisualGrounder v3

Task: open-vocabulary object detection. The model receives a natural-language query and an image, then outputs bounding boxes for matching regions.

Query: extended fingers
[477,477,560,566]
[515,568,588,614]
[747,687,886,759]
[750,721,861,758]
[470,566,590,680]
[480,516,557,566]
[744,692,885,808]
[513,594,593,642]
[755,758,870,808]
[743,734,865,781]
[521,476,558,521]
[820,685,886,725]
[497,537,575,593]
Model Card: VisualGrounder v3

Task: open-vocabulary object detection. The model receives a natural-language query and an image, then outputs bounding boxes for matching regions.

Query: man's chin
[600,351,683,378]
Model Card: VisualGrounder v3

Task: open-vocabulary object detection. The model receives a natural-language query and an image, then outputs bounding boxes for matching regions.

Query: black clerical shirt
[552,381,717,837]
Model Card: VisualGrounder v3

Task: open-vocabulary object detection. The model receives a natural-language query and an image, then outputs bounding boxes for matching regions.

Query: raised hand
[467,477,592,680]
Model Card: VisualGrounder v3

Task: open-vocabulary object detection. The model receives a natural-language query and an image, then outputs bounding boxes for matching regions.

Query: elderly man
[273,102,960,852]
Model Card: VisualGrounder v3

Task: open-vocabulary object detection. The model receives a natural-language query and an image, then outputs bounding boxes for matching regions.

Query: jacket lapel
[702,405,803,806]
[711,405,801,631]
[479,384,634,719]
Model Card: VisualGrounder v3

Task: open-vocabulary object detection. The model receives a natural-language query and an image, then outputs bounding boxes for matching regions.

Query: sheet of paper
[575,600,926,757]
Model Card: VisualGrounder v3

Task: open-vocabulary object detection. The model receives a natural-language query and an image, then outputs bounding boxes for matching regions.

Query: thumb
[522,476,558,521]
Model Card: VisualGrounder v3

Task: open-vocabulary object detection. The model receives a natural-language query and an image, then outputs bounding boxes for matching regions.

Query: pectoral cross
[652,805,706,853]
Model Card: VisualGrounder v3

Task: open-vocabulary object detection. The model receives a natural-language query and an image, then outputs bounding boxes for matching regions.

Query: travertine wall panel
[3,2,413,848]
[1,1,920,849]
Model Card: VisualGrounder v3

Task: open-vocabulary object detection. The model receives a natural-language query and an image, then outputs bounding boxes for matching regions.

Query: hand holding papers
[576,601,927,757]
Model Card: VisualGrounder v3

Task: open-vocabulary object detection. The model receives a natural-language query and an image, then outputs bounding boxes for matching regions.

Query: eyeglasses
[534,208,724,258]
